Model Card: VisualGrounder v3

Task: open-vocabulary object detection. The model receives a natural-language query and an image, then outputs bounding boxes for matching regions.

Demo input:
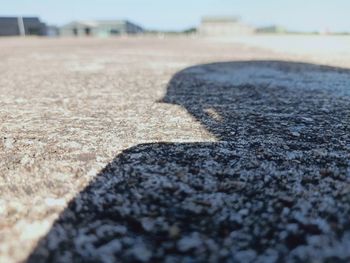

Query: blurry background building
[45,25,60,37]
[0,17,46,36]
[199,16,254,36]
[256,25,287,34]
[60,20,144,37]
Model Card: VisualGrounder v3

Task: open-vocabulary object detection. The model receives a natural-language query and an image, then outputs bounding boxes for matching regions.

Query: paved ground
[212,35,350,67]
[1,36,350,263]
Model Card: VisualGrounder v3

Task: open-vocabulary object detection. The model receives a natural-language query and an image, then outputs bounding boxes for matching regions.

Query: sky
[1,0,349,32]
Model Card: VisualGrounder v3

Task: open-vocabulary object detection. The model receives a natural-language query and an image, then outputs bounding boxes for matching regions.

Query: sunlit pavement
[211,35,350,67]
[1,36,350,262]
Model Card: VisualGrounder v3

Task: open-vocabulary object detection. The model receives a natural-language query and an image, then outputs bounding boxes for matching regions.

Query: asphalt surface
[1,37,350,263]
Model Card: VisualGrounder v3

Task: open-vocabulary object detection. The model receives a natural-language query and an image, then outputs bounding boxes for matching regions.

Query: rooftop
[63,20,129,28]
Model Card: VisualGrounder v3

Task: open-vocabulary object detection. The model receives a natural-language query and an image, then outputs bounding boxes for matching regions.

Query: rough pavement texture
[1,37,350,263]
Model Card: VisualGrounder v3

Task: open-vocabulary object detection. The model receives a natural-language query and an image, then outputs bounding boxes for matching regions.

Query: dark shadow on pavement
[27,61,350,263]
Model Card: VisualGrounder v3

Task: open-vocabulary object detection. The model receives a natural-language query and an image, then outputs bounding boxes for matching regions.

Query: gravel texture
[1,37,350,263]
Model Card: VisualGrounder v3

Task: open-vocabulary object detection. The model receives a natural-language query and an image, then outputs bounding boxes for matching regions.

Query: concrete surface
[1,36,350,263]
[212,35,350,67]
